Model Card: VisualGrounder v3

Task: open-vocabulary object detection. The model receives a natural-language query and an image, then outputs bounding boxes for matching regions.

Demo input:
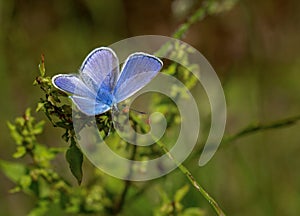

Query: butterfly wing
[113,53,163,103]
[52,74,109,115]
[80,47,119,93]
[53,47,120,115]
[52,74,96,97]
[71,95,111,116]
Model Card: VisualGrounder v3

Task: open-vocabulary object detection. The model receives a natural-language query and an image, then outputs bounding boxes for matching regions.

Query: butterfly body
[52,47,163,116]
[96,88,115,107]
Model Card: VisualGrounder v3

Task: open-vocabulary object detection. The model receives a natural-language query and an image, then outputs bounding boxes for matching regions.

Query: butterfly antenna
[130,108,147,115]
[120,104,147,115]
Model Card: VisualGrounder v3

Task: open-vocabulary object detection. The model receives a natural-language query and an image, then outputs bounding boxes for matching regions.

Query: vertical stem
[114,131,138,214]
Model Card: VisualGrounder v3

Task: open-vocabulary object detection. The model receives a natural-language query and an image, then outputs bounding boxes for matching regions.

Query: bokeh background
[1,0,300,215]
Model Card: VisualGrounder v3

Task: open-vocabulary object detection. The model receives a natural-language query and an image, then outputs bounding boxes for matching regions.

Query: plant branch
[131,111,226,216]
[172,0,239,39]
[223,115,300,145]
[113,133,138,214]
[155,140,226,216]
[172,1,210,39]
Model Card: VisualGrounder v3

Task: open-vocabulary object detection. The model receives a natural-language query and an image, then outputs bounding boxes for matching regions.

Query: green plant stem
[155,140,226,216]
[114,133,138,214]
[194,114,300,164]
[172,0,210,39]
[155,1,212,57]
[223,115,300,145]
[131,113,226,216]
[172,0,240,39]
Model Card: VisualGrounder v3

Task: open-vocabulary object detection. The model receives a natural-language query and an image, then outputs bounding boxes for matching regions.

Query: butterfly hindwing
[70,95,111,116]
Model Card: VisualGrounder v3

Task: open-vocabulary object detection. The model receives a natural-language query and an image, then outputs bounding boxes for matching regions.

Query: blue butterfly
[52,47,163,116]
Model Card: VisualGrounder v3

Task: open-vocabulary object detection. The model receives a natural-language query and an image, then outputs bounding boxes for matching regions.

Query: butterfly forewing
[52,74,96,98]
[80,47,120,93]
[113,53,163,103]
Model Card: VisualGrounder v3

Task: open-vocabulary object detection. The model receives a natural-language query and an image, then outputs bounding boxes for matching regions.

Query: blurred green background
[1,0,300,215]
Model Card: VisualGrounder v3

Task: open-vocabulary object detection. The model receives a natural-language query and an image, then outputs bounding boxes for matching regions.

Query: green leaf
[163,63,177,75]
[48,95,56,106]
[19,175,32,189]
[174,185,189,202]
[38,54,45,77]
[15,117,25,126]
[66,140,83,185]
[7,121,23,145]
[0,160,27,183]
[9,186,22,193]
[13,146,27,158]
[56,121,72,129]
[33,144,56,167]
[36,102,45,112]
[181,207,205,216]
[32,120,45,135]
[28,199,50,216]
[37,176,51,198]
[25,108,32,119]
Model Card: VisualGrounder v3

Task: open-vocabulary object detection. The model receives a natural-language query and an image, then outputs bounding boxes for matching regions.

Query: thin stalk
[172,0,210,39]
[155,140,226,216]
[114,131,138,214]
[223,115,300,144]
[131,113,226,216]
